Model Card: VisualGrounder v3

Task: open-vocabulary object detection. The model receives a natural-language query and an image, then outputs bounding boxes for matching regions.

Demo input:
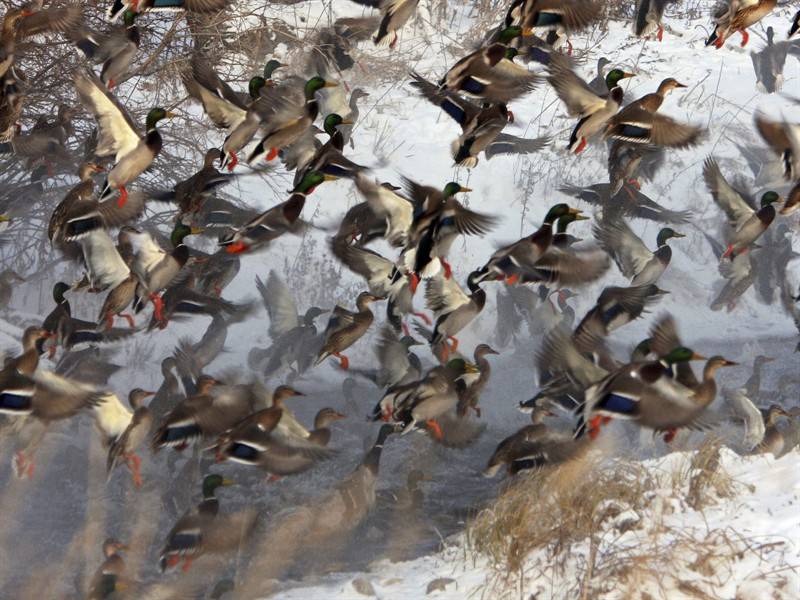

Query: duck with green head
[221,171,338,255]
[594,216,684,286]
[294,113,365,185]
[248,76,337,164]
[548,53,634,154]
[75,68,176,209]
[476,203,582,284]
[159,473,235,573]
[130,221,202,324]
[440,26,539,104]
[703,158,784,260]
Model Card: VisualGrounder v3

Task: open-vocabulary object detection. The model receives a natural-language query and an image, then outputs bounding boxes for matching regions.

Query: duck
[75,228,131,293]
[424,270,486,361]
[751,27,789,93]
[559,181,691,224]
[153,148,233,215]
[474,203,581,284]
[603,103,702,148]
[316,291,383,370]
[624,77,687,114]
[219,171,337,254]
[296,113,365,183]
[791,9,800,37]
[440,26,540,104]
[48,163,148,243]
[593,217,684,285]
[607,141,665,196]
[353,173,414,247]
[215,407,343,478]
[402,179,495,286]
[573,284,667,342]
[509,0,602,55]
[547,54,634,154]
[456,344,499,417]
[587,56,611,94]
[633,0,669,40]
[409,71,548,168]
[144,280,249,331]
[343,325,424,389]
[158,473,237,573]
[703,157,784,260]
[109,0,231,21]
[75,70,175,207]
[706,0,776,49]
[127,221,203,324]
[753,405,792,456]
[753,112,800,186]
[182,58,280,171]
[97,273,138,330]
[73,9,139,90]
[248,76,338,164]
[484,401,589,477]
[248,271,328,378]
[347,0,419,48]
[87,538,129,600]
[102,388,155,487]
[374,358,479,438]
[744,355,775,400]
[552,212,586,248]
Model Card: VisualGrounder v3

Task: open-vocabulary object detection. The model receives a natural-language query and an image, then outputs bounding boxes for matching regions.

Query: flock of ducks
[0,0,800,597]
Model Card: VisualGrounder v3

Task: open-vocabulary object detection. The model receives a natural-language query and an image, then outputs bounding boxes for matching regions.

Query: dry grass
[465,439,771,600]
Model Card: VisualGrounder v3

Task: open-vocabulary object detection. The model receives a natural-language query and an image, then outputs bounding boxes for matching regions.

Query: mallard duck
[604,104,702,148]
[580,348,737,442]
[753,405,792,456]
[484,401,588,477]
[248,76,338,164]
[296,113,365,183]
[594,217,684,285]
[75,70,174,206]
[347,0,420,47]
[152,148,233,214]
[182,58,281,171]
[475,203,581,283]
[127,221,203,323]
[219,171,337,254]
[152,377,264,451]
[559,182,691,224]
[703,157,783,259]
[101,388,154,486]
[587,57,611,94]
[145,281,249,331]
[88,538,128,600]
[353,174,413,247]
[750,27,788,93]
[316,291,383,369]
[109,0,230,21]
[248,271,328,378]
[158,473,242,573]
[548,54,634,153]
[343,325,423,389]
[456,344,498,417]
[573,284,667,342]
[634,0,670,40]
[409,71,548,167]
[74,9,139,90]
[402,179,495,285]
[424,271,486,360]
[48,164,148,243]
[706,0,776,49]
[440,26,540,104]
[508,0,602,55]
[373,359,478,438]
[625,77,687,114]
[552,212,586,248]
[608,141,665,196]
[215,407,343,478]
[753,112,800,187]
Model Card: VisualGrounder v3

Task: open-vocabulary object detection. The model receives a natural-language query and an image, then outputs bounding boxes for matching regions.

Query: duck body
[706,0,777,49]
[316,292,382,369]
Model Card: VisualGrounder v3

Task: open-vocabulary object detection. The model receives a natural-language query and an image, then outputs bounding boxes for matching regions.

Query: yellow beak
[0,214,10,223]
[221,478,235,486]
[323,174,340,182]
[190,226,205,235]
[323,81,339,88]
[460,187,473,193]
[573,214,590,221]
[165,111,177,118]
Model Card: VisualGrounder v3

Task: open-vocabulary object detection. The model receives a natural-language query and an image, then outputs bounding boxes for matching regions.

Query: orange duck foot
[166,555,180,568]
[663,429,677,444]
[117,186,128,208]
[574,137,587,155]
[226,152,238,172]
[181,557,193,573]
[441,259,452,279]
[627,178,641,190]
[120,313,135,328]
[426,419,444,440]
[409,272,420,294]
[505,274,519,285]
[740,29,749,47]
[266,147,279,161]
[225,241,248,254]
[149,293,165,322]
[334,353,350,370]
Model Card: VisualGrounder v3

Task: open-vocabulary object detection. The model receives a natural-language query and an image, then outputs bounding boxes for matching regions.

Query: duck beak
[221,478,235,486]
[20,9,34,17]
[460,187,473,193]
[165,111,177,118]
[675,81,688,88]
[323,174,340,182]
[690,352,707,361]
[143,391,156,397]
[332,411,346,420]
[622,72,636,78]
[292,390,305,397]
[521,27,534,36]
[0,214,10,223]
[568,207,582,215]
[323,80,339,88]
[573,213,590,221]
[673,232,686,238]
[340,119,354,125]
[190,226,205,235]
[722,359,739,367]
[486,347,499,355]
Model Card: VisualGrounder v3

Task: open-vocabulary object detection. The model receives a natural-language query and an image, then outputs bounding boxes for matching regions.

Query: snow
[274,449,800,599]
